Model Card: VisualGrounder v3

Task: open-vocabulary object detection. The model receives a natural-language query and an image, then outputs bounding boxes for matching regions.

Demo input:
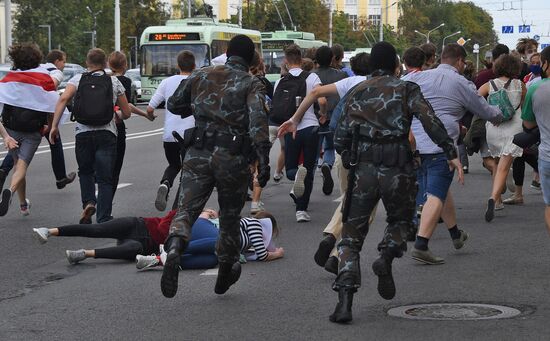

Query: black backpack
[72,70,114,126]
[1,104,47,133]
[270,71,309,125]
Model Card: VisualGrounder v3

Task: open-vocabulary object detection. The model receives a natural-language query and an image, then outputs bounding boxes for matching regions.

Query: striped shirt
[239,217,268,261]
[407,64,503,154]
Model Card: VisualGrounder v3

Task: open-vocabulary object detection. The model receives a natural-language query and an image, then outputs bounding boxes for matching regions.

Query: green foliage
[13,0,171,66]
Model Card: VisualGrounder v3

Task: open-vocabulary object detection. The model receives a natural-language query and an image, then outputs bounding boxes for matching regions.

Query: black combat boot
[329,287,355,323]
[214,261,241,295]
[160,237,186,298]
[371,252,396,300]
[314,233,336,267]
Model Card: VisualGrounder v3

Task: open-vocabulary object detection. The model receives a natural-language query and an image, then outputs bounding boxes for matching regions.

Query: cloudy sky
[453,0,550,50]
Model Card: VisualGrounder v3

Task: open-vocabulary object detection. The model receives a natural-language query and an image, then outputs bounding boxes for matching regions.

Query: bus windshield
[263,51,285,76]
[141,44,210,76]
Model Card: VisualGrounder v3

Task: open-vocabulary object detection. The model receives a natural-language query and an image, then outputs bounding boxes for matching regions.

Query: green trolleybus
[261,31,326,83]
[140,18,262,101]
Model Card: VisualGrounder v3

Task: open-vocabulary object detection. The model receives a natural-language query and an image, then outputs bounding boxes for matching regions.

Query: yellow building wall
[335,0,345,12]
[219,0,228,20]
[359,0,368,17]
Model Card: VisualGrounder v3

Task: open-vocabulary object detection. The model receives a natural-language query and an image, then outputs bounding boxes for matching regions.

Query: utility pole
[128,36,138,69]
[5,0,12,49]
[86,6,102,49]
[188,0,192,18]
[115,0,121,51]
[329,0,333,47]
[38,25,52,52]
[379,2,397,42]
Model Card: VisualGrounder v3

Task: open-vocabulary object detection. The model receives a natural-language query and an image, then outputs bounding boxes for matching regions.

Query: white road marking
[95,183,132,196]
[200,268,218,276]
[0,128,164,161]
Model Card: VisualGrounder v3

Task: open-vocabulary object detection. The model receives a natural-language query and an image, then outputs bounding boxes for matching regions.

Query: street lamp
[442,30,461,51]
[83,31,94,49]
[379,1,397,42]
[415,23,445,43]
[86,6,102,48]
[128,36,138,70]
[474,43,491,73]
[38,24,51,52]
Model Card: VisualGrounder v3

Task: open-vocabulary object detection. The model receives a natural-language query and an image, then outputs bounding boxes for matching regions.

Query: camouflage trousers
[168,145,250,264]
[334,162,416,290]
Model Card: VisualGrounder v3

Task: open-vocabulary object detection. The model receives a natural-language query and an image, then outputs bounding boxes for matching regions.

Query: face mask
[529,64,542,75]
[209,218,220,227]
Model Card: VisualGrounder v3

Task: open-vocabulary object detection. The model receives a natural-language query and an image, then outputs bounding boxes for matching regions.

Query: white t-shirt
[149,74,195,142]
[41,63,64,87]
[334,75,367,98]
[274,68,321,131]
[68,72,126,136]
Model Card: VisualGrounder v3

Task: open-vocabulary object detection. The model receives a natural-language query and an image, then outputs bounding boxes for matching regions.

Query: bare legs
[10,158,29,205]
[490,155,514,204]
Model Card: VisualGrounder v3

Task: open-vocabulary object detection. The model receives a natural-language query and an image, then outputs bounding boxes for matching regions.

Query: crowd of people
[0,34,549,324]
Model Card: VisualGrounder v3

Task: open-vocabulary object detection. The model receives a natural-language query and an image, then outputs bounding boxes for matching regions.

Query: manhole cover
[387,303,522,320]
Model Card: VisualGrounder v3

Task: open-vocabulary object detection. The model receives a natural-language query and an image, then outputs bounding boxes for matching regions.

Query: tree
[13,0,171,65]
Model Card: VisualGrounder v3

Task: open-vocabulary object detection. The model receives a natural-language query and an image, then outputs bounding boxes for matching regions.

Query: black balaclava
[226,35,255,66]
[368,42,397,75]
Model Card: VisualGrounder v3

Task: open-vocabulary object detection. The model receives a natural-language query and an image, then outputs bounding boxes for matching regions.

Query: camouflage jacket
[334,72,457,160]
[167,56,270,151]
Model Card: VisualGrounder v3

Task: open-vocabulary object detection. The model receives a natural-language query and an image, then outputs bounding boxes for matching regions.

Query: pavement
[0,107,549,340]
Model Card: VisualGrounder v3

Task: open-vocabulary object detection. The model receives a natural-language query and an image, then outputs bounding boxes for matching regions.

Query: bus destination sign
[149,33,200,42]
[262,40,293,50]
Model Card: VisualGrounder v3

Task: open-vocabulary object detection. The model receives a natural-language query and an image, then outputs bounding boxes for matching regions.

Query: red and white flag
[0,67,61,113]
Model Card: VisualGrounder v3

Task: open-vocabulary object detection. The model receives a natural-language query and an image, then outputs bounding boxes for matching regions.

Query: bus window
[141,44,210,76]
[263,51,285,76]
[211,40,229,60]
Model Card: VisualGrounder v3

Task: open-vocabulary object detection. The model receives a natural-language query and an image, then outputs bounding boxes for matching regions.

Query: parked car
[125,68,141,104]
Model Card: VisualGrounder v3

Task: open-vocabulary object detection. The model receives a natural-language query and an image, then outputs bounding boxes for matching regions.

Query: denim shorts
[538,159,550,205]
[416,153,455,203]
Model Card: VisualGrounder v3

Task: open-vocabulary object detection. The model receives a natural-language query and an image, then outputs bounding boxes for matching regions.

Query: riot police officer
[161,35,270,298]
[331,42,461,323]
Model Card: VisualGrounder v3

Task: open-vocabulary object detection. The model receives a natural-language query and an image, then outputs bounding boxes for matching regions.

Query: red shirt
[474,68,495,90]
[142,210,177,246]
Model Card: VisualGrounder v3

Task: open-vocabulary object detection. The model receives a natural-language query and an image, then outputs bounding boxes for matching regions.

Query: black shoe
[56,172,76,189]
[79,203,96,224]
[0,169,7,190]
[160,238,185,298]
[321,164,334,195]
[329,288,355,323]
[314,234,336,267]
[214,262,241,295]
[324,256,338,275]
[372,256,396,300]
[0,188,11,216]
[485,198,495,222]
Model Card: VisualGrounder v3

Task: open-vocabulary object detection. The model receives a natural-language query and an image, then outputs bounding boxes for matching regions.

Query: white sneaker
[296,210,311,222]
[159,244,167,265]
[20,199,31,216]
[66,249,86,265]
[136,254,160,270]
[250,201,265,214]
[155,182,169,211]
[273,172,283,182]
[292,166,307,199]
[33,227,49,244]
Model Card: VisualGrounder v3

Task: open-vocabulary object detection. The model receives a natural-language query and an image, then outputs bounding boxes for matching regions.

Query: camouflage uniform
[166,56,270,264]
[333,71,457,290]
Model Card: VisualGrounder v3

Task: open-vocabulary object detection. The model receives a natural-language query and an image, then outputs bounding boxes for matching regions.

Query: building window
[368,14,381,27]
[346,0,358,5]
[369,0,381,5]
[347,14,358,31]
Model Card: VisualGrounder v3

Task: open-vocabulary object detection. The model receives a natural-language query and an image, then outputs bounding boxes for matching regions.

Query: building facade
[333,0,399,31]
[171,1,399,31]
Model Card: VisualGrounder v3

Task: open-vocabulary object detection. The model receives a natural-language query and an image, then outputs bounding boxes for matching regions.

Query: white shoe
[136,254,160,270]
[159,244,167,265]
[296,210,311,222]
[20,199,31,216]
[250,201,265,214]
[33,227,49,244]
[273,172,283,182]
[66,249,86,265]
[292,166,307,199]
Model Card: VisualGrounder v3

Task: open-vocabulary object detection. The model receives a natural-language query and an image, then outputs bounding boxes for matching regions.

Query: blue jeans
[284,125,319,211]
[75,130,117,223]
[1,133,67,181]
[317,124,335,167]
[538,158,550,205]
[416,153,454,206]
[181,217,219,269]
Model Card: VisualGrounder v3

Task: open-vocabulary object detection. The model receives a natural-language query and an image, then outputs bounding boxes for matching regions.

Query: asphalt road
[0,108,549,340]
